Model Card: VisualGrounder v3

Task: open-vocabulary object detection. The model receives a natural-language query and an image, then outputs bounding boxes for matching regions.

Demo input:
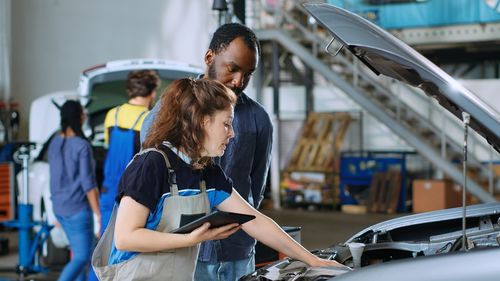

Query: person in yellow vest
[100,70,160,233]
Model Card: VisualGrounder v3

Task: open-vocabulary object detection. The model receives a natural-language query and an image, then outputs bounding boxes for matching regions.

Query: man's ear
[204,49,214,67]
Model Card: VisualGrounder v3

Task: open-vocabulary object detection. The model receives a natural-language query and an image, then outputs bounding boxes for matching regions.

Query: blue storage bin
[328,0,500,29]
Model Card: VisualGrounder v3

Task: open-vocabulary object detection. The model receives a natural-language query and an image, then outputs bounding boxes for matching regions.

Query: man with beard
[140,23,273,281]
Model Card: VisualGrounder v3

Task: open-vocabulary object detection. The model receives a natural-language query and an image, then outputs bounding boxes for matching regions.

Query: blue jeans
[194,255,255,281]
[56,208,94,281]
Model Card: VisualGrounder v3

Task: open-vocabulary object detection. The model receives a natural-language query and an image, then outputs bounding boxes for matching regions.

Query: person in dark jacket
[140,23,273,280]
[93,78,345,281]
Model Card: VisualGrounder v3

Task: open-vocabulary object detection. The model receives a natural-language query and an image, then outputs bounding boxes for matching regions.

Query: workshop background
[1,0,500,280]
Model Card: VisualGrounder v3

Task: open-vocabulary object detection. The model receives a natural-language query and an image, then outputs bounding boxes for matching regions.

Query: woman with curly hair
[92,78,345,281]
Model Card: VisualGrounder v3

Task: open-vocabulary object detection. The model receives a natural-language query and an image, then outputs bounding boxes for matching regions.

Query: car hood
[346,202,500,243]
[303,3,500,153]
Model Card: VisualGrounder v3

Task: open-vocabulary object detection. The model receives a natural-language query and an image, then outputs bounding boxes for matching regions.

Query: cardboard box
[413,179,464,213]
[492,164,500,177]
[341,204,367,214]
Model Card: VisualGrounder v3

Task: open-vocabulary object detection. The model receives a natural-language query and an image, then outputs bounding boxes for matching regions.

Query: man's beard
[207,62,217,80]
[208,63,243,95]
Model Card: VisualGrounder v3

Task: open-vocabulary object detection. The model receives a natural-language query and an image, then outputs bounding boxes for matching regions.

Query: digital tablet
[172,210,256,234]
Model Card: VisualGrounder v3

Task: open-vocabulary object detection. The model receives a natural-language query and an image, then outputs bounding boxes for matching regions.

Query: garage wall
[7,0,500,159]
[10,0,216,139]
[251,85,409,169]
[0,0,11,104]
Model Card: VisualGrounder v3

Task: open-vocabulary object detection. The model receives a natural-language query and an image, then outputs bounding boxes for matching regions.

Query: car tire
[40,234,70,268]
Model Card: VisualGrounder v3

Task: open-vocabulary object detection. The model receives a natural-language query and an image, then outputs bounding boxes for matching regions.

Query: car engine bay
[242,212,500,280]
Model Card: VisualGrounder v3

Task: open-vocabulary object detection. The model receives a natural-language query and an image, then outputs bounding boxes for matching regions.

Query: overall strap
[113,106,121,127]
[137,148,179,195]
[199,180,207,193]
[130,110,148,131]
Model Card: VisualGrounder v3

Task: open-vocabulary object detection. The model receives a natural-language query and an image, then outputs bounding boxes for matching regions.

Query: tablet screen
[172,210,256,234]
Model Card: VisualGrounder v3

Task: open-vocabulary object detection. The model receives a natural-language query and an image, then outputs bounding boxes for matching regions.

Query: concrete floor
[262,208,400,250]
[0,208,400,280]
[0,229,59,281]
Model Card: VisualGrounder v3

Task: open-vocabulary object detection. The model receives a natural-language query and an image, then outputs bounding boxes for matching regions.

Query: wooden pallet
[287,112,351,173]
[366,170,401,214]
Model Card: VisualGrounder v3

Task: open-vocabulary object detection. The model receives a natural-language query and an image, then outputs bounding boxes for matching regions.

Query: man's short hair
[208,23,261,57]
[126,70,161,99]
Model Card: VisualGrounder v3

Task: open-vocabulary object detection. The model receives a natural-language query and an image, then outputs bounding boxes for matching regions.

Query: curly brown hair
[126,70,161,99]
[143,78,236,168]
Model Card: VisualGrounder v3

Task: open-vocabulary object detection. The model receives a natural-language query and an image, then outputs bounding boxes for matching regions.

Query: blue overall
[100,106,147,234]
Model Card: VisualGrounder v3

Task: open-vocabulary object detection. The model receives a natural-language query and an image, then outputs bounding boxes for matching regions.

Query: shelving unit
[338,150,415,213]
[280,171,338,209]
[281,112,351,209]
[0,162,14,222]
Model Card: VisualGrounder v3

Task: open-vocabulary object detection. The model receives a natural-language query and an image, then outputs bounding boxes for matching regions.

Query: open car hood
[303,3,500,153]
[243,202,500,281]
[243,4,500,280]
[345,202,500,243]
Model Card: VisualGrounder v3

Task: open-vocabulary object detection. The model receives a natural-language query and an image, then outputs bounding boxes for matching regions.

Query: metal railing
[248,0,499,197]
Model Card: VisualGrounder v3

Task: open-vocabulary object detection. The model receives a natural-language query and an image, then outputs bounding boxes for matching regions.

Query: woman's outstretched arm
[217,189,348,268]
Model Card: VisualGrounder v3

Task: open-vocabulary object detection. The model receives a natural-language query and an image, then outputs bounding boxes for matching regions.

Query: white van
[26,59,202,265]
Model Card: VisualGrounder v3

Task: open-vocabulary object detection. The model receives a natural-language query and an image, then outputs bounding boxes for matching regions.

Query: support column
[305,66,314,115]
[271,41,281,209]
[0,0,12,102]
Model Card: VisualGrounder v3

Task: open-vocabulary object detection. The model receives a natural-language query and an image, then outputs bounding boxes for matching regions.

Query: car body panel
[243,202,500,280]
[242,4,500,280]
[345,202,500,243]
[303,3,500,152]
[78,59,202,124]
[77,59,202,146]
[332,247,500,281]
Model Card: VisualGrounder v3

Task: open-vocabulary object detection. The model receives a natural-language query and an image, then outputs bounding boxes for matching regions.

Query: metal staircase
[249,1,498,203]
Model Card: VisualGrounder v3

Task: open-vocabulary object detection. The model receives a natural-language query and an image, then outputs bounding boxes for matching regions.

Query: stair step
[419,128,436,138]
[359,82,376,92]
[372,93,389,103]
[428,137,441,148]
[404,115,421,126]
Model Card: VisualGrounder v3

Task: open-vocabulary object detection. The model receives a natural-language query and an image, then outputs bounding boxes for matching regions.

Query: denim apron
[92,148,211,281]
[100,107,147,233]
